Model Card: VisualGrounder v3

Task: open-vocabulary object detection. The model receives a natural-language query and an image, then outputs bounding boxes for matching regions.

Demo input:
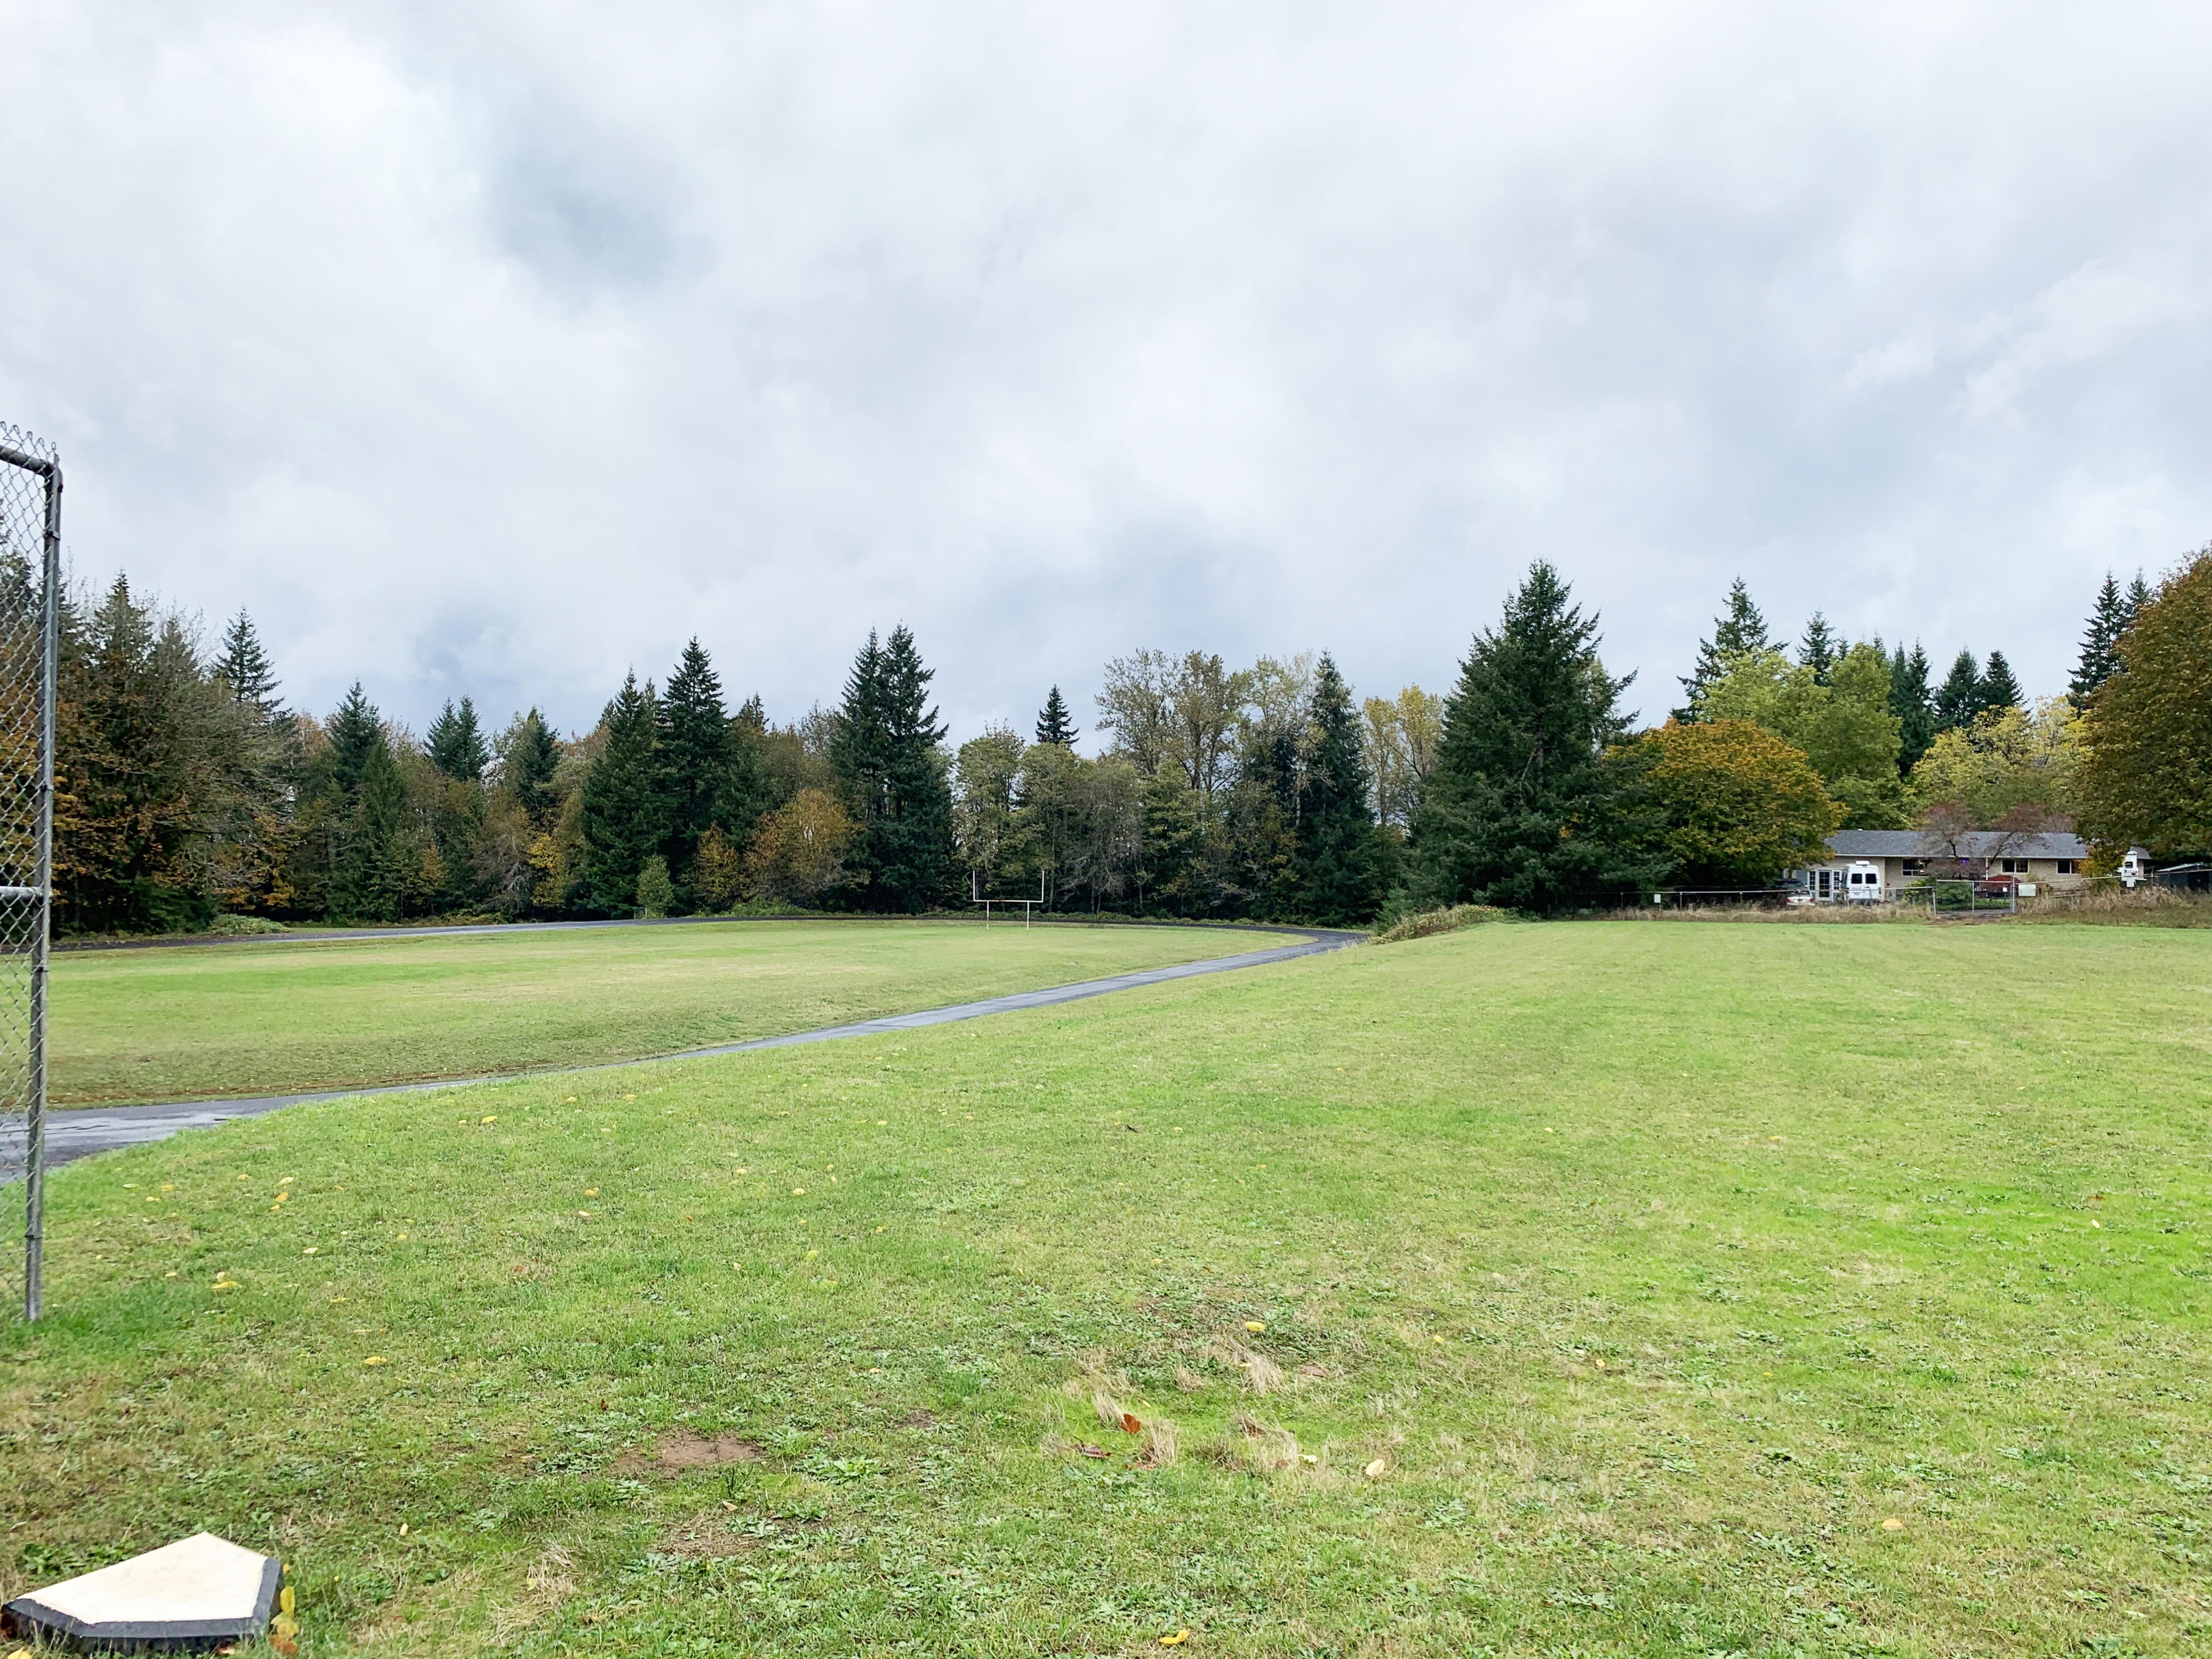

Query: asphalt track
[9,924,1362,1172]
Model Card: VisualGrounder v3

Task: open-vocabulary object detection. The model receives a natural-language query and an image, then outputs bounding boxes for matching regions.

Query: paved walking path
[11,926,1361,1171]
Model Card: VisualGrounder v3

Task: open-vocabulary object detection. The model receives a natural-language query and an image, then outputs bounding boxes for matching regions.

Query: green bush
[1370,903,1512,944]
[208,913,288,936]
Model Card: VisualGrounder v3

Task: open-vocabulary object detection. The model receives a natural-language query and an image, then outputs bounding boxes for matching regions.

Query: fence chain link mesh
[0,420,58,1321]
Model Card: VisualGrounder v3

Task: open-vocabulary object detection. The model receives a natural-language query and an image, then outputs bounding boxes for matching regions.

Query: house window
[1902,859,1925,875]
[2056,859,2077,875]
[2000,859,2030,874]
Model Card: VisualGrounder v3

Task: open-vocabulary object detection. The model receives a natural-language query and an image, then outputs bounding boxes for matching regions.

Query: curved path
[14,926,1362,1171]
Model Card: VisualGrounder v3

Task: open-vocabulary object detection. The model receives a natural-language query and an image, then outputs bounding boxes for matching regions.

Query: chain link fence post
[0,421,60,1323]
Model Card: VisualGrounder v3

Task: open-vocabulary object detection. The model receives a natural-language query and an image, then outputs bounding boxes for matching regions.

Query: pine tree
[580,674,667,914]
[1405,562,1667,912]
[499,709,563,827]
[1975,651,2022,715]
[1934,651,1981,731]
[660,639,733,888]
[1293,655,1382,924]
[1890,643,1936,775]
[215,610,281,712]
[826,626,957,912]
[2070,574,2129,706]
[866,626,954,912]
[1798,613,1838,684]
[2077,551,2212,859]
[1674,578,1771,720]
[332,738,415,923]
[327,683,384,793]
[426,696,489,781]
[1035,685,1078,747]
[829,631,887,819]
[1137,768,1203,915]
[2124,572,2152,629]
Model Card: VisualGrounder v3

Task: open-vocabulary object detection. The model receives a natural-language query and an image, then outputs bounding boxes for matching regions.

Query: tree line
[11,536,2206,934]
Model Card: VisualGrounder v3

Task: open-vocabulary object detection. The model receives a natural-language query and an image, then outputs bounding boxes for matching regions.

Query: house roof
[1825,829,2088,859]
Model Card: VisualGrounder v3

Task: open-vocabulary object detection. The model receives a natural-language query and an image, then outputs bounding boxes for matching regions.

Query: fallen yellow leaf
[363,1355,387,1367]
[793,1188,807,1196]
[1159,1631,1190,1646]
[1881,1517,1905,1531]
[1364,1457,1388,1479]
[1244,1321,1266,1333]
[480,1116,497,1124]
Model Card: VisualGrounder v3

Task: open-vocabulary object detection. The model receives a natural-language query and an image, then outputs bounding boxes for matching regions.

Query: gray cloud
[2,1,2207,743]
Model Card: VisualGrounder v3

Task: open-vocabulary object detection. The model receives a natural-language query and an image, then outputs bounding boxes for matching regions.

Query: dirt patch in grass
[658,1511,762,1558]
[618,1431,764,1475]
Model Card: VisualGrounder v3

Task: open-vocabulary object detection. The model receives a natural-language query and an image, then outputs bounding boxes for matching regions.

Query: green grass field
[6,923,2209,1657]
[48,920,1266,1104]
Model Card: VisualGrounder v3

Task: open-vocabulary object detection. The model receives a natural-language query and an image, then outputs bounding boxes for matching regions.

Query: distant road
[10,925,1362,1171]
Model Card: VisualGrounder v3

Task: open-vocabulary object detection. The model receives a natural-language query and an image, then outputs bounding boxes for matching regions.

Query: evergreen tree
[1035,685,1078,747]
[425,696,489,781]
[1136,768,1203,915]
[1674,578,1771,720]
[499,709,563,826]
[2077,551,2212,859]
[660,638,734,887]
[57,577,229,932]
[327,683,384,793]
[1292,654,1382,924]
[215,610,281,712]
[2070,574,2129,706]
[829,631,886,813]
[1975,651,2022,715]
[1798,613,1839,684]
[1889,642,1937,775]
[862,626,954,912]
[331,737,415,922]
[580,674,667,914]
[2124,572,2152,629]
[1934,650,1981,732]
[1405,563,1667,912]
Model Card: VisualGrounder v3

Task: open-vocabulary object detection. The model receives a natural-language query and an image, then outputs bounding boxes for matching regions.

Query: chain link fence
[0,420,59,1322]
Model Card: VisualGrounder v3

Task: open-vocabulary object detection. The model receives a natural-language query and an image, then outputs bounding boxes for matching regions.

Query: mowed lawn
[5,924,2210,1658]
[48,920,1269,1104]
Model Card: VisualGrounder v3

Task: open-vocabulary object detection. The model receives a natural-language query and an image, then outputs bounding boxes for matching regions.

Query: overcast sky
[3,2,2207,743]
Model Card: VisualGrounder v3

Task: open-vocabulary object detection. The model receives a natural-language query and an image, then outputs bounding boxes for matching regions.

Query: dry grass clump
[1371,904,1512,944]
[1608,902,1920,925]
[1203,1409,1301,1475]
[2020,884,2212,927]
[490,1544,575,1640]
[1209,1333,1284,1395]
[1065,1363,1136,1428]
[1138,1415,1180,1467]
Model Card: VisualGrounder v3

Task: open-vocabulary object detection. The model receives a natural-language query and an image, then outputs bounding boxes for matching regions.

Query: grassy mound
[5,923,2208,1655]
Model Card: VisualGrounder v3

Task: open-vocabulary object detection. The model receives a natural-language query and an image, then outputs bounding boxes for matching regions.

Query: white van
[1843,860,1884,902]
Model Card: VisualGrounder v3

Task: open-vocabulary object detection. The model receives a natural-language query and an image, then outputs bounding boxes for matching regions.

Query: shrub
[1371,904,1511,944]
[208,913,287,935]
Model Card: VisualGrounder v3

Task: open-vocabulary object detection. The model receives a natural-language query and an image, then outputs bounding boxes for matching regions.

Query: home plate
[3,1532,279,1650]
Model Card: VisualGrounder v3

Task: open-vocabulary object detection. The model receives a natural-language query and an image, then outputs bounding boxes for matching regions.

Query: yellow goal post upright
[0,421,60,1322]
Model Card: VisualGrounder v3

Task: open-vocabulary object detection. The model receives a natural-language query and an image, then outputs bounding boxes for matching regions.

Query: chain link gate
[0,421,60,1322]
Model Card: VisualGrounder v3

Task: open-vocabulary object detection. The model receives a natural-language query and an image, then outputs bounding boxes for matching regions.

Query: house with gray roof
[1793,829,2090,902]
